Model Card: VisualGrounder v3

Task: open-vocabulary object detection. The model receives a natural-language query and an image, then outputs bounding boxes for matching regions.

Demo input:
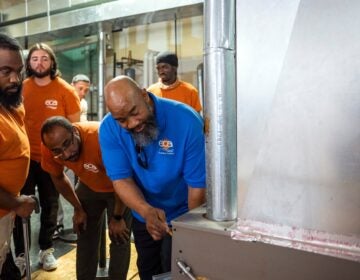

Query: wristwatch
[112,214,123,221]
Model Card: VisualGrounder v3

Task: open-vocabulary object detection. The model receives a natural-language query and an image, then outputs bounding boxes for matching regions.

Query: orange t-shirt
[0,104,30,217]
[41,122,113,193]
[148,80,202,112]
[23,77,81,162]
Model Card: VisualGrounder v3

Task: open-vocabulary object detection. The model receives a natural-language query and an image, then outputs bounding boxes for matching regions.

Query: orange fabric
[148,80,202,112]
[0,104,30,217]
[23,77,81,161]
[41,122,113,193]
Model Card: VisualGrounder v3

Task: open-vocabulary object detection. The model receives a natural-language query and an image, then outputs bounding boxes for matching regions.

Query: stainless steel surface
[22,218,31,280]
[236,0,360,236]
[97,22,106,120]
[204,0,235,50]
[172,208,360,280]
[0,0,203,41]
[196,63,204,116]
[204,0,237,221]
[176,261,196,280]
[143,50,158,88]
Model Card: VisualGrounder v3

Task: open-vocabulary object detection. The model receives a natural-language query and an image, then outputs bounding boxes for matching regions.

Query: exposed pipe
[0,0,116,27]
[196,62,204,116]
[89,49,94,121]
[174,13,178,55]
[97,22,106,120]
[204,0,237,221]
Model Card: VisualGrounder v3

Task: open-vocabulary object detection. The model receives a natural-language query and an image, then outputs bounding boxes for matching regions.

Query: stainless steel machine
[172,0,360,279]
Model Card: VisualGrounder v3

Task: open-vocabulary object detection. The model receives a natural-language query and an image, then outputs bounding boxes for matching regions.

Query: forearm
[188,186,206,210]
[0,187,20,210]
[113,193,127,216]
[51,173,83,210]
[113,178,152,219]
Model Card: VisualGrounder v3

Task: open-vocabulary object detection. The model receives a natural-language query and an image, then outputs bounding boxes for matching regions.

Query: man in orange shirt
[0,33,36,276]
[13,43,81,272]
[41,116,131,280]
[147,51,202,113]
[54,74,91,231]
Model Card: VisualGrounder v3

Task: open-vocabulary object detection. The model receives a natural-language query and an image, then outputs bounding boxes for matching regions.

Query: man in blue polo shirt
[99,75,206,280]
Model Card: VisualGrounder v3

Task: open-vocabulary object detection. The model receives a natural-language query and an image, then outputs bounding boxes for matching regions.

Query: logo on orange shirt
[83,163,99,173]
[45,99,58,110]
[158,138,174,155]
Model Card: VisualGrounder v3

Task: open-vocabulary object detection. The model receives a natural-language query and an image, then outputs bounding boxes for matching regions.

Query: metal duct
[196,62,204,116]
[97,23,106,120]
[204,0,237,221]
[0,0,203,41]
[143,50,158,88]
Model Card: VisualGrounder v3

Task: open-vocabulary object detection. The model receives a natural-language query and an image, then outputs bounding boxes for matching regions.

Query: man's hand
[73,208,87,234]
[144,207,170,240]
[109,217,130,244]
[13,195,36,218]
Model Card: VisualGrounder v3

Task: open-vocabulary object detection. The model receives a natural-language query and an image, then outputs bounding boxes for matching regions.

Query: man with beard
[99,75,206,280]
[0,33,36,276]
[147,51,202,113]
[40,116,132,280]
[13,42,80,273]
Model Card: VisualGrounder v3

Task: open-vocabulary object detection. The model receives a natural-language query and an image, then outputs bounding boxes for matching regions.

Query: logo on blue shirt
[158,139,174,155]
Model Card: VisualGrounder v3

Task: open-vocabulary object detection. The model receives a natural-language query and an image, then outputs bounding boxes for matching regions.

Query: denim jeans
[13,160,59,256]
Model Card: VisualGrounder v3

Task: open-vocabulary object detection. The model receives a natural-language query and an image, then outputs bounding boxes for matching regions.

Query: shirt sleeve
[63,86,81,116]
[191,88,202,113]
[99,114,133,181]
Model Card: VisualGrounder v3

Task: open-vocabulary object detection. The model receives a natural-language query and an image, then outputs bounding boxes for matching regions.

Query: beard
[32,67,51,78]
[130,114,159,147]
[0,83,22,110]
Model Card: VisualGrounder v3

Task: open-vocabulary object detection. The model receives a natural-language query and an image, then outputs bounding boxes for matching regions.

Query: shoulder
[99,113,117,134]
[147,83,161,94]
[75,121,100,133]
[55,77,75,91]
[156,96,202,124]
[22,78,34,90]
[23,77,32,85]
[75,122,100,146]
[178,80,198,92]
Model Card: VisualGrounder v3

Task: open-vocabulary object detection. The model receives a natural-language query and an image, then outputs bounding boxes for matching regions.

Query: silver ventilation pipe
[97,22,106,120]
[204,0,237,221]
[196,62,204,116]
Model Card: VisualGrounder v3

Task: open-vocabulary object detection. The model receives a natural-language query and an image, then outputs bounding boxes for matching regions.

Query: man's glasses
[51,133,74,159]
[136,145,148,169]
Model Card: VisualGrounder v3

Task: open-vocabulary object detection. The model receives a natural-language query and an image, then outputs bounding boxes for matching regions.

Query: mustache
[0,84,23,109]
[4,83,21,92]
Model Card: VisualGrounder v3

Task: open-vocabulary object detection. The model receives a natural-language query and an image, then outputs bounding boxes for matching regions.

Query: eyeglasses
[51,133,74,159]
[136,145,148,169]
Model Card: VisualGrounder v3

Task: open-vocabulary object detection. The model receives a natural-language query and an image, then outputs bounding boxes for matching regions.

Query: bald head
[104,75,154,134]
[105,75,143,112]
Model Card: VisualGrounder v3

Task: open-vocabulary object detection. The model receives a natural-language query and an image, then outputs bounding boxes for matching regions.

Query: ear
[141,88,150,102]
[72,126,79,136]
